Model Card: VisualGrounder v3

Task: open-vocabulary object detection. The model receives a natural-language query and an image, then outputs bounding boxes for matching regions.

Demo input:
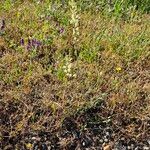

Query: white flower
[64,69,68,73]
[66,73,72,77]
[73,74,77,78]
[63,66,67,69]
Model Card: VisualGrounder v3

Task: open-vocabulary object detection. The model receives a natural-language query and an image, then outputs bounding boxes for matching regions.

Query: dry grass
[0,1,150,149]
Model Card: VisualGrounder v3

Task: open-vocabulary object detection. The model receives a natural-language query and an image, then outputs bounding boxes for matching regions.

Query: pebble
[147,140,150,145]
[32,136,41,141]
[143,146,150,150]
[130,144,135,149]
[104,138,109,143]
[106,132,110,136]
[100,139,104,144]
[81,137,92,148]
[82,141,86,147]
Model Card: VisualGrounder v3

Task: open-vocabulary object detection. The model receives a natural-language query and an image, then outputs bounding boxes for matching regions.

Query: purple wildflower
[26,45,31,50]
[1,19,5,30]
[20,39,24,46]
[26,38,42,50]
[28,39,31,46]
[36,41,42,47]
[26,39,32,50]
[31,39,36,47]
[59,27,64,34]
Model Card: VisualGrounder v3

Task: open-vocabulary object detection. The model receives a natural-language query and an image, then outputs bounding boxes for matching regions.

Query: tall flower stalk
[69,0,80,60]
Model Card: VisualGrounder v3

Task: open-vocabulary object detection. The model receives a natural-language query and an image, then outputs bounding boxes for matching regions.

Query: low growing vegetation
[0,0,150,149]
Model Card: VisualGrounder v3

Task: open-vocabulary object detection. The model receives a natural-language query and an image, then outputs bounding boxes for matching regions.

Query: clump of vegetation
[0,0,150,149]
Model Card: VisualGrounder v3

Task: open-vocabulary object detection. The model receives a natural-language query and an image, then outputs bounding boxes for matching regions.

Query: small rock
[32,136,41,141]
[81,137,92,148]
[106,132,110,136]
[143,146,150,150]
[127,146,131,149]
[104,138,109,143]
[100,139,104,144]
[82,141,86,146]
[148,140,150,145]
